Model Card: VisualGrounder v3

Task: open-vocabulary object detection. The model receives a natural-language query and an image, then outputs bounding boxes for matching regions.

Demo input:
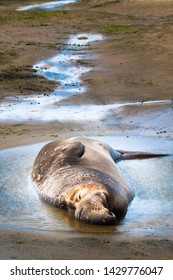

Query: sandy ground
[0,0,173,259]
[0,226,173,260]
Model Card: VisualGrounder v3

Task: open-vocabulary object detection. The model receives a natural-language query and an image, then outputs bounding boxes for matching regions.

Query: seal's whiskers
[90,193,104,210]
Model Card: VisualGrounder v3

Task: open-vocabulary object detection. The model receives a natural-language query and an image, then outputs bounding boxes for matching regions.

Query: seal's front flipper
[62,141,85,158]
[117,150,168,160]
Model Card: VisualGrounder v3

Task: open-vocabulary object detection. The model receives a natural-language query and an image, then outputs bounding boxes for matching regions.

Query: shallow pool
[0,136,172,239]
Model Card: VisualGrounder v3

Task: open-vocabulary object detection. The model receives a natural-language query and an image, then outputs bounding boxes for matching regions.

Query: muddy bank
[1,100,172,150]
[1,0,173,101]
[0,227,173,260]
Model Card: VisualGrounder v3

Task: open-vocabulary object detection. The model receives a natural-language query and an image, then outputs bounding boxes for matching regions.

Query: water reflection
[0,29,171,123]
[0,33,103,123]
[17,0,78,11]
[0,136,172,238]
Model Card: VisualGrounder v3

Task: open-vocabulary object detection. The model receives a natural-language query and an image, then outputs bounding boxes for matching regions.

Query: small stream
[0,31,171,123]
[17,0,78,11]
[0,2,172,123]
[0,33,105,122]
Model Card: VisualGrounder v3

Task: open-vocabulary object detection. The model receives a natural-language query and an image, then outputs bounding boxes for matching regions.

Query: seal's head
[68,185,117,225]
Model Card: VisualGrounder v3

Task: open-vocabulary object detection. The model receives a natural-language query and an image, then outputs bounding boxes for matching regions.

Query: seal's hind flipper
[117,150,168,160]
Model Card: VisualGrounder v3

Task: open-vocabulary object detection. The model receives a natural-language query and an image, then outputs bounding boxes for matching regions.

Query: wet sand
[0,0,173,259]
[0,226,173,260]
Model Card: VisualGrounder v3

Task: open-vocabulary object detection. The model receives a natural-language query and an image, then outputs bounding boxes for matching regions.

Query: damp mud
[0,135,172,240]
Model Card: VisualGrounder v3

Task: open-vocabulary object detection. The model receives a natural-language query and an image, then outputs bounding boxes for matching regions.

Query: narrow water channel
[17,0,78,11]
[0,33,104,122]
[0,32,171,123]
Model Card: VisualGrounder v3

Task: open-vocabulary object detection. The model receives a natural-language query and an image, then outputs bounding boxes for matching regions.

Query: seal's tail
[117,150,169,160]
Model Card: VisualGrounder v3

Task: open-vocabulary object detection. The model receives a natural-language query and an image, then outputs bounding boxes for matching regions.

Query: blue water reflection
[17,0,78,11]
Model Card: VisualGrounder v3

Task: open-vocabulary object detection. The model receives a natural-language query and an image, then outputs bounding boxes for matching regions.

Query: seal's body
[32,137,165,225]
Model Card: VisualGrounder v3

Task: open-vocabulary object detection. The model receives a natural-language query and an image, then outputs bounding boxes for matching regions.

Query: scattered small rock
[16,240,23,244]
[78,36,88,40]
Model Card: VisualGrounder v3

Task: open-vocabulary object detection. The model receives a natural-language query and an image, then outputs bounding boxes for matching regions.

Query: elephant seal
[32,137,166,225]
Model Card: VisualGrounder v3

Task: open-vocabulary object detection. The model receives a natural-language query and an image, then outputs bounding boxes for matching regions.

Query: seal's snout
[75,206,117,225]
[75,196,117,225]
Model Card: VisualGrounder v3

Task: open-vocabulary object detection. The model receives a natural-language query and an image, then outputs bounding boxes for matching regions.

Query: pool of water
[0,135,172,238]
